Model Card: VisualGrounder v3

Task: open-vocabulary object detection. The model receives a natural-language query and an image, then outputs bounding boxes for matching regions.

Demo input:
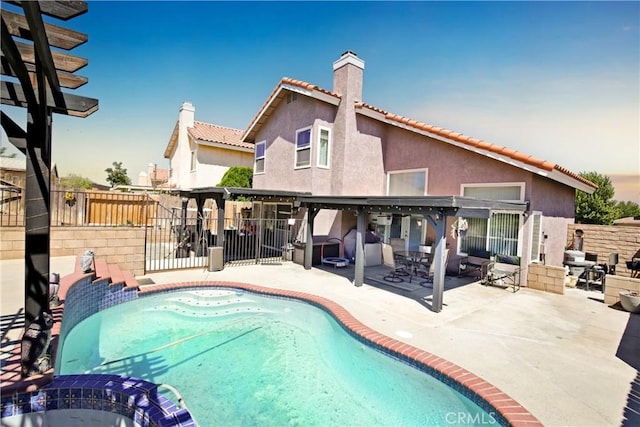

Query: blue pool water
[58,289,498,426]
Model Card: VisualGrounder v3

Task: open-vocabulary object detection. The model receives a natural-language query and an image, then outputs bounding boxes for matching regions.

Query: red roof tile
[243,78,341,142]
[189,121,253,150]
[245,79,596,191]
[355,102,597,190]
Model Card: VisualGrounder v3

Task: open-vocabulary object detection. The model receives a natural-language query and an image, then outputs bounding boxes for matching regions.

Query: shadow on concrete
[315,263,478,311]
[617,313,640,426]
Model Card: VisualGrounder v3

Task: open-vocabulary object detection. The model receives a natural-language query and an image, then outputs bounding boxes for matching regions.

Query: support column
[304,206,319,270]
[425,212,447,312]
[353,209,366,287]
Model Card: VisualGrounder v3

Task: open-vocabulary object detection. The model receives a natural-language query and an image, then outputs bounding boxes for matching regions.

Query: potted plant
[64,191,76,207]
[619,290,640,313]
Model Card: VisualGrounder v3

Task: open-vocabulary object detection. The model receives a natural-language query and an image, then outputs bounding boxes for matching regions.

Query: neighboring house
[138,163,171,188]
[0,156,26,189]
[241,51,597,271]
[164,102,254,190]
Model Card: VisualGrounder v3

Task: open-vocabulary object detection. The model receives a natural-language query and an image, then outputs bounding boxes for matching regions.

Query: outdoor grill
[563,250,606,291]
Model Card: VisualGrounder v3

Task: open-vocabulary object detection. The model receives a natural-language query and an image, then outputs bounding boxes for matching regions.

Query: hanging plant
[64,191,76,207]
[451,218,468,239]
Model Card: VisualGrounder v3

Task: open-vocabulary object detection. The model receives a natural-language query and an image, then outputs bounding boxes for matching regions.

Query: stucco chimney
[179,101,195,128]
[333,50,365,103]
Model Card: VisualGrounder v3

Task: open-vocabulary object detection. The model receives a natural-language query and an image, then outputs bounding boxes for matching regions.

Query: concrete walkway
[2,258,638,426]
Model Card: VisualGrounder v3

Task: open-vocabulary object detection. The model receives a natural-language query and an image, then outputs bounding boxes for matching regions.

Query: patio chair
[419,249,449,287]
[381,243,408,283]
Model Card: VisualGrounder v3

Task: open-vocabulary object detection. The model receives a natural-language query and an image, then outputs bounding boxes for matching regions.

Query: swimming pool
[58,287,501,426]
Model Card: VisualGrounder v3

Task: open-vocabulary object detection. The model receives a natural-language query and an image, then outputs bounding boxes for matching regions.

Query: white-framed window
[254,141,266,174]
[387,169,428,196]
[295,127,312,168]
[458,183,525,257]
[190,151,196,171]
[530,212,543,263]
[317,127,331,168]
[460,182,525,202]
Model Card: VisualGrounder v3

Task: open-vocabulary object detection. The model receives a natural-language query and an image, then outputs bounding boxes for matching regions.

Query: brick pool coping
[140,281,543,427]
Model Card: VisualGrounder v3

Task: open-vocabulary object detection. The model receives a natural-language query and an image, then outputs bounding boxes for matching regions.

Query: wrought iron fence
[144,212,305,272]
[0,187,23,226]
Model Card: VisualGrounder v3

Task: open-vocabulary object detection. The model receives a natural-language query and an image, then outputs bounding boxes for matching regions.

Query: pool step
[146,295,268,318]
[74,253,139,290]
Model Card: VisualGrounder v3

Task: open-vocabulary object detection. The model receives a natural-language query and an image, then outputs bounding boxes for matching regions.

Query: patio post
[353,208,366,287]
[304,206,319,269]
[431,212,447,312]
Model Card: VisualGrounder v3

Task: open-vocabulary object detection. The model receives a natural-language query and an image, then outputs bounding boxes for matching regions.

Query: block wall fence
[0,227,145,276]
[566,224,640,277]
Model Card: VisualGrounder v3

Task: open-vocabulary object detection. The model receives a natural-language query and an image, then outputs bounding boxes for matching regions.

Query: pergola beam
[2,9,88,50]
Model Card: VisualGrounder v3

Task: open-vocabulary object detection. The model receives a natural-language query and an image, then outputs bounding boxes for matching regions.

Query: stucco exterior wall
[192,146,253,188]
[252,95,337,194]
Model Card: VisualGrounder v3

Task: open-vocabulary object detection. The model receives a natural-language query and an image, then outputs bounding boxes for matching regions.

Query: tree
[575,171,619,225]
[0,146,17,158]
[217,166,253,188]
[60,174,93,190]
[105,161,131,187]
[615,200,640,219]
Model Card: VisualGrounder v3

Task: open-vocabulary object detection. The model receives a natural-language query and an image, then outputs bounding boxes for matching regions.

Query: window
[190,151,196,171]
[317,127,331,168]
[387,169,427,196]
[295,127,311,168]
[459,183,524,257]
[254,141,266,174]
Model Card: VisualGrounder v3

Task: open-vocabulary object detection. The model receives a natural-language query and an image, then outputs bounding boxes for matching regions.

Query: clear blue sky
[2,1,639,200]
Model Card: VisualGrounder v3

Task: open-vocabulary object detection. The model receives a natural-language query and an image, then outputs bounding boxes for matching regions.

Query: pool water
[58,289,497,426]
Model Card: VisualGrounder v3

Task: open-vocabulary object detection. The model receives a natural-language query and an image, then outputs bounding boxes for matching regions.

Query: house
[138,163,171,188]
[241,51,597,274]
[164,102,254,190]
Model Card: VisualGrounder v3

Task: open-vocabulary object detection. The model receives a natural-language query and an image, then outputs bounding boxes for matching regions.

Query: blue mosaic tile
[45,388,59,410]
[30,391,47,412]
[12,393,30,415]
[82,388,102,410]
[1,399,14,418]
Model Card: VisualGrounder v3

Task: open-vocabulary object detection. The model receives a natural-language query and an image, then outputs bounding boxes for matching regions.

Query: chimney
[332,50,365,103]
[179,101,195,128]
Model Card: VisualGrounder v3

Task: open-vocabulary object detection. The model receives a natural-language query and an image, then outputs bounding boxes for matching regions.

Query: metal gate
[145,207,304,272]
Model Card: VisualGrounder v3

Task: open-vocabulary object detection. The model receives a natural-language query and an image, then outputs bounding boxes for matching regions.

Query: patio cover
[179,187,527,313]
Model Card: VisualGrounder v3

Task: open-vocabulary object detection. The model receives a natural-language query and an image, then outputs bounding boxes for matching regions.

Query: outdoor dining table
[394,250,430,282]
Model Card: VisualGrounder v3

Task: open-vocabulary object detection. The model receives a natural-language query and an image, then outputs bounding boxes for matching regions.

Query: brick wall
[567,224,640,277]
[527,263,565,294]
[0,227,145,276]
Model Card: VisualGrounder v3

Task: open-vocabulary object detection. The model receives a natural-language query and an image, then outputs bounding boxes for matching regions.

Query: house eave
[356,108,594,194]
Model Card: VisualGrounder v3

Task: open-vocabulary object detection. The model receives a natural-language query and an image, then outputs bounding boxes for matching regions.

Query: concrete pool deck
[2,257,639,426]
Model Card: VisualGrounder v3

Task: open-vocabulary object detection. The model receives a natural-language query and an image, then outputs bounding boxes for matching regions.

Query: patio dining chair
[419,249,449,287]
[381,243,409,283]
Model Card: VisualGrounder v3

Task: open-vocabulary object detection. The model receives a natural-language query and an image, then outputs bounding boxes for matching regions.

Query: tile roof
[242,76,596,191]
[189,121,253,150]
[354,102,596,189]
[242,77,341,142]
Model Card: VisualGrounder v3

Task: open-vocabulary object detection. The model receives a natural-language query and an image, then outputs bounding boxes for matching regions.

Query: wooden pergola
[1,1,98,376]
